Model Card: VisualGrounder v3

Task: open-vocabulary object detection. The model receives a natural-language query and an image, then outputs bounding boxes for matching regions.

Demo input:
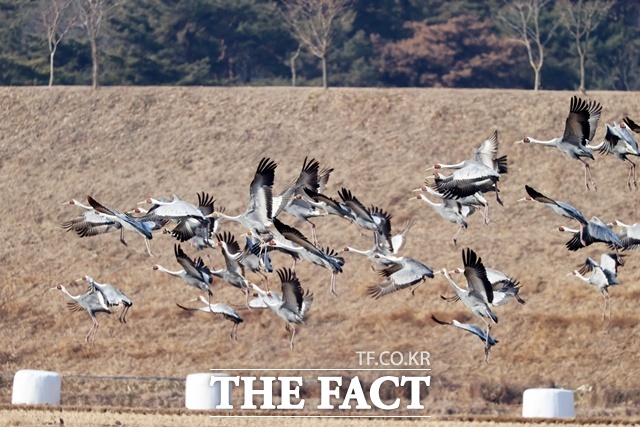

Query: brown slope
[1,87,640,416]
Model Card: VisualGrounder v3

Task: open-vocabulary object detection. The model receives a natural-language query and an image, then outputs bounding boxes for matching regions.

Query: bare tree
[73,0,117,89]
[557,0,614,93]
[497,0,561,91]
[290,45,301,86]
[280,0,353,89]
[42,0,76,87]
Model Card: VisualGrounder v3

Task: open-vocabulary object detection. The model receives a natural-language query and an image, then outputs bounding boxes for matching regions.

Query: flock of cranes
[52,95,640,363]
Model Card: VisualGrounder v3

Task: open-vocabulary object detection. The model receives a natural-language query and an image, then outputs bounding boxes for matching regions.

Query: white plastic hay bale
[522,388,575,418]
[185,373,231,410]
[11,370,61,405]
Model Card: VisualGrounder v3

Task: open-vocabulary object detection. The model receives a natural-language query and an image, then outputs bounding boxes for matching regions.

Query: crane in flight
[138,192,216,242]
[442,267,525,306]
[60,198,122,239]
[366,253,434,299]
[568,253,623,320]
[437,248,497,351]
[214,157,278,237]
[81,275,133,324]
[50,284,111,345]
[177,295,244,340]
[87,195,158,256]
[431,314,498,364]
[426,130,506,205]
[587,120,640,190]
[610,220,640,250]
[151,244,214,304]
[515,95,602,191]
[249,268,313,350]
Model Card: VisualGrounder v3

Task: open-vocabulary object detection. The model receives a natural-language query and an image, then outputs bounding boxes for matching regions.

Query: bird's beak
[411,187,424,192]
[516,197,527,202]
[136,200,147,205]
[514,139,524,144]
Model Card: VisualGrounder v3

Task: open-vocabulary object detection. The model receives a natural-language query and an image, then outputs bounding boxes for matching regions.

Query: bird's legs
[482,204,491,226]
[601,290,612,321]
[144,237,155,257]
[625,158,637,190]
[410,278,426,297]
[580,159,597,191]
[484,344,491,365]
[230,323,239,341]
[330,272,338,298]
[119,305,129,324]
[119,228,128,247]
[452,225,464,246]
[86,318,99,345]
[309,221,318,247]
[290,326,297,350]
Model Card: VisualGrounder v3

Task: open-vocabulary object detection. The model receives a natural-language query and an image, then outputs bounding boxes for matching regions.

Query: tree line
[0,0,638,90]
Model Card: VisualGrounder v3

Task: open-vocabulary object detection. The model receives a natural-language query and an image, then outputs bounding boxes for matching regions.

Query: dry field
[2,87,640,424]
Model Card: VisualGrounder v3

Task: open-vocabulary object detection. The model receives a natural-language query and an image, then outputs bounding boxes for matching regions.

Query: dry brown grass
[2,87,640,419]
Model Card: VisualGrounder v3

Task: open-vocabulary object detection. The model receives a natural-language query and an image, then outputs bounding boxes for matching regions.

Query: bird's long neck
[215,212,242,223]
[71,201,93,211]
[527,137,559,147]
[344,246,373,257]
[571,271,590,283]
[156,266,184,277]
[59,285,79,301]
[418,196,441,208]
[442,270,465,293]
[434,161,465,169]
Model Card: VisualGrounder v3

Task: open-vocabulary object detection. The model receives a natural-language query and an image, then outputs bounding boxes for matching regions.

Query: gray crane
[568,253,623,320]
[60,198,122,238]
[267,218,344,297]
[443,267,525,306]
[558,216,623,253]
[249,268,313,350]
[138,192,215,242]
[151,244,214,302]
[366,253,434,299]
[50,284,111,345]
[177,295,244,340]
[437,248,497,351]
[611,220,640,250]
[515,95,602,191]
[214,157,277,237]
[588,120,640,190]
[213,232,252,301]
[87,195,158,256]
[81,275,132,324]
[343,219,414,267]
[519,185,589,245]
[412,193,472,246]
[415,185,490,225]
[431,314,498,364]
[426,130,506,205]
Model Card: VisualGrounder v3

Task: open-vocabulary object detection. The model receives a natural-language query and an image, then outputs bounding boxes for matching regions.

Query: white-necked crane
[344,219,412,269]
[415,185,490,225]
[213,231,253,301]
[214,157,277,237]
[587,120,640,190]
[50,284,111,345]
[515,95,602,191]
[81,275,133,324]
[250,268,313,350]
[611,220,640,250]
[138,192,216,243]
[366,253,435,299]
[437,248,497,351]
[558,216,623,253]
[177,295,244,340]
[520,184,589,245]
[87,195,158,256]
[568,253,623,320]
[427,130,506,205]
[60,198,122,238]
[412,193,472,245]
[152,244,214,302]
[443,267,525,306]
[268,218,344,297]
[431,314,499,364]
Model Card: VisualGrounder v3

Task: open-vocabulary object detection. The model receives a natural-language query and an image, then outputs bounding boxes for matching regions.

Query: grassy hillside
[2,87,640,417]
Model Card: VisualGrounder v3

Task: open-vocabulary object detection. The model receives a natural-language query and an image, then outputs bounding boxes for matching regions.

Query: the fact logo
[210,351,431,412]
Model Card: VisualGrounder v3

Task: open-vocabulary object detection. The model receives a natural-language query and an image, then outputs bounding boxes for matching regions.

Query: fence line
[1,372,185,382]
